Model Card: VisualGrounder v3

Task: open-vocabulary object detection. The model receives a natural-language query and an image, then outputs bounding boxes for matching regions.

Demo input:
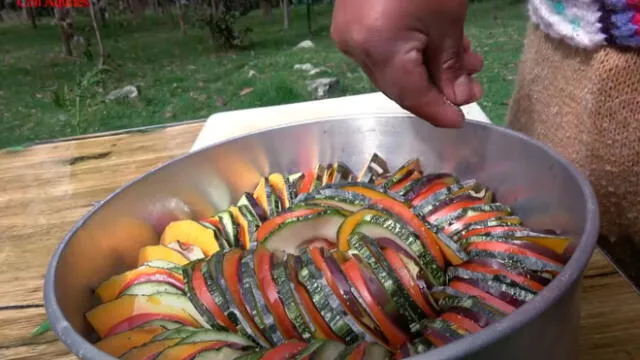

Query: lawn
[0,0,528,149]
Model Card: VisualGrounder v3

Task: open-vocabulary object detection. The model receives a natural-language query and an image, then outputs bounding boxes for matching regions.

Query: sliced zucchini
[183,260,221,329]
[142,260,185,273]
[268,172,297,209]
[287,172,305,201]
[432,203,512,230]
[337,208,445,287]
[310,164,328,192]
[121,282,183,297]
[271,254,316,342]
[239,249,285,345]
[216,211,239,249]
[347,232,426,334]
[293,188,372,213]
[421,317,468,347]
[357,153,390,184]
[152,325,203,341]
[422,185,494,223]
[293,339,326,359]
[238,204,261,246]
[309,340,347,359]
[192,347,250,359]
[238,192,269,223]
[199,221,230,251]
[229,205,257,250]
[380,158,421,190]
[257,208,347,254]
[411,182,468,217]
[298,248,365,345]
[431,287,506,327]
[403,173,458,204]
[179,328,255,347]
[253,177,282,219]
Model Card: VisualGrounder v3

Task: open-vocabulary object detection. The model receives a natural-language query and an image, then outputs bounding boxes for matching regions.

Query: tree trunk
[54,8,74,57]
[282,0,289,29]
[176,1,185,35]
[88,0,106,67]
[260,0,271,17]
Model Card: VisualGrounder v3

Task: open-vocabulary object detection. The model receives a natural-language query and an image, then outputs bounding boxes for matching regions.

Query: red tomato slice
[444,211,507,236]
[254,246,303,341]
[222,249,270,345]
[191,261,237,331]
[256,208,323,242]
[441,312,482,333]
[382,248,437,319]
[458,262,545,292]
[340,256,411,349]
[261,340,308,360]
[449,280,516,314]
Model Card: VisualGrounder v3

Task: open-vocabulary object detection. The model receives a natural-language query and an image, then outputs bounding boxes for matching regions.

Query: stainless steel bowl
[44,114,599,360]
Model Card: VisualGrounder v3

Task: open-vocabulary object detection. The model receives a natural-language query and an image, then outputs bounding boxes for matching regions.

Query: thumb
[426,33,481,106]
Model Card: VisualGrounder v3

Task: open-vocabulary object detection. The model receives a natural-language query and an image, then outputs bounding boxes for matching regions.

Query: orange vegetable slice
[95,326,166,357]
[138,245,190,267]
[96,265,185,303]
[155,341,234,360]
[159,220,219,257]
[121,338,181,360]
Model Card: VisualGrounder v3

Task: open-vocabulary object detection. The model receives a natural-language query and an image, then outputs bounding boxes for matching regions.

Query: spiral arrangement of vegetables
[85,153,572,360]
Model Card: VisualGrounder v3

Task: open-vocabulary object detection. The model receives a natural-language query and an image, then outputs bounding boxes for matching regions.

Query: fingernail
[453,75,472,104]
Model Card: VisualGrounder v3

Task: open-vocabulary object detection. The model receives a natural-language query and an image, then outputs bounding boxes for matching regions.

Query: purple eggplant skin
[448,277,534,308]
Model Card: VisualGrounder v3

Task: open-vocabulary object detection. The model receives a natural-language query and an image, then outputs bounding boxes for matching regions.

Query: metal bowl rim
[43,114,600,360]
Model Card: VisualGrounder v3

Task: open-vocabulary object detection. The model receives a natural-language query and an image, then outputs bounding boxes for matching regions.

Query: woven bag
[506,24,640,245]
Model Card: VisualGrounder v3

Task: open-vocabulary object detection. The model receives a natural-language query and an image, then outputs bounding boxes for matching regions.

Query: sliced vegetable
[404,173,458,205]
[121,282,183,297]
[357,153,390,184]
[155,340,238,360]
[160,220,220,257]
[95,326,166,357]
[96,265,185,303]
[138,245,190,267]
[380,158,421,190]
[257,208,347,254]
[421,318,467,347]
[253,177,282,218]
[238,192,269,223]
[229,206,257,250]
[121,338,181,360]
[293,188,371,212]
[86,293,208,338]
[260,340,308,360]
[269,173,297,209]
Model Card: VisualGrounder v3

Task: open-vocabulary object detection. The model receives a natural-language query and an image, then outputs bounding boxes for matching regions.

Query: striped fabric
[528,0,640,48]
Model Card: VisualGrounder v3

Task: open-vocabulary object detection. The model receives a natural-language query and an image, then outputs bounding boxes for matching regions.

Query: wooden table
[0,122,638,360]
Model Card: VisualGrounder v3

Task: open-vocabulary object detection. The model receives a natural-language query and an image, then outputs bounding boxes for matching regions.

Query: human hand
[331,0,483,128]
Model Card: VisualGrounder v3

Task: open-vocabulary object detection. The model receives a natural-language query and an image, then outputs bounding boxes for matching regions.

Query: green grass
[0,0,528,149]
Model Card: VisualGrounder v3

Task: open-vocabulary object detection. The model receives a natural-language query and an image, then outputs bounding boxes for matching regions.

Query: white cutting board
[190,92,492,152]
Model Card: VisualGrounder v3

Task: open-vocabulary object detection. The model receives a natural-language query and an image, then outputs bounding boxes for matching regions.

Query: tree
[54,7,75,57]
[88,0,106,67]
[259,0,271,17]
[281,0,289,29]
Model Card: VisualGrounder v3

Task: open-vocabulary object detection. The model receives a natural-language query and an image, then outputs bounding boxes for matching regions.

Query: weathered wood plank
[0,123,203,307]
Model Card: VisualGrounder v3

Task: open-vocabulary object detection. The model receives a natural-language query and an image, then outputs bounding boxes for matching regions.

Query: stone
[294,63,315,72]
[105,85,139,101]
[247,70,258,78]
[306,78,340,99]
[294,40,315,49]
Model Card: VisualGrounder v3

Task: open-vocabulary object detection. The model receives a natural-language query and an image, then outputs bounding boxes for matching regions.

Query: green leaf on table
[31,320,51,337]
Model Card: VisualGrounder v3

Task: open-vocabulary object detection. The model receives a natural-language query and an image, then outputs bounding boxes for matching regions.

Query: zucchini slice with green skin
[297,248,366,345]
[121,282,183,297]
[183,260,222,329]
[309,246,388,345]
[269,172,298,209]
[431,203,512,231]
[238,192,269,223]
[310,164,328,192]
[257,208,348,255]
[431,287,507,327]
[380,158,422,190]
[152,325,204,341]
[178,328,255,347]
[292,188,372,213]
[137,319,185,330]
[235,350,266,360]
[448,276,535,309]
[346,232,426,334]
[204,251,244,334]
[191,347,251,360]
[452,216,524,240]
[154,340,244,360]
[238,204,261,245]
[229,206,256,250]
[253,177,283,219]
[197,257,241,332]
[216,211,239,249]
[293,339,326,359]
[198,221,230,251]
[403,173,458,204]
[141,260,184,273]
[421,185,494,223]
[308,340,347,359]
[468,249,565,275]
[446,266,540,294]
[254,246,304,341]
[357,153,390,184]
[338,208,445,287]
[271,254,316,342]
[420,318,468,347]
[389,171,424,197]
[220,249,272,347]
[464,231,574,255]
[411,182,467,214]
[239,249,285,345]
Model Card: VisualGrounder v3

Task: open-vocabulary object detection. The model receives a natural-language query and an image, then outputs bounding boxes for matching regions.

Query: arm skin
[330,0,484,128]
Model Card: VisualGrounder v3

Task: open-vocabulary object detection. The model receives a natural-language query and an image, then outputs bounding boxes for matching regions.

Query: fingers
[370,47,466,128]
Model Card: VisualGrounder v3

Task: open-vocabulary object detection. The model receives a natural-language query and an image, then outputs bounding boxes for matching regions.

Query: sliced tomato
[254,246,303,341]
[382,248,437,318]
[458,225,525,240]
[388,170,422,193]
[191,261,237,331]
[309,247,388,344]
[287,256,342,342]
[370,197,445,269]
[465,241,564,267]
[297,171,314,195]
[459,261,546,292]
[340,254,411,349]
[409,180,455,207]
[261,340,308,360]
[105,313,198,338]
[449,280,516,314]
[222,249,270,345]
[440,312,482,333]
[346,342,368,360]
[256,208,323,242]
[444,211,507,236]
